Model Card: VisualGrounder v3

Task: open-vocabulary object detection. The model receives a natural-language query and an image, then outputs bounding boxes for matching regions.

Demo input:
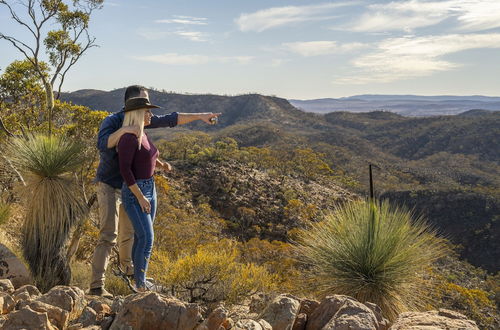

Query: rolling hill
[290,95,500,116]
[61,89,500,272]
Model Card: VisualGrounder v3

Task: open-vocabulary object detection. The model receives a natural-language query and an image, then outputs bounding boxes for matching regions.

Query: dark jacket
[95,111,178,189]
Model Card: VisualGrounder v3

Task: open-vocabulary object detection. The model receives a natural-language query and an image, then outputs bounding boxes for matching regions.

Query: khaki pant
[90,182,134,289]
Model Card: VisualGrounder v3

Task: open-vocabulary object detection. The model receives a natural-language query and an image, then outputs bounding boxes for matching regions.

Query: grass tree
[7,134,86,292]
[294,199,445,320]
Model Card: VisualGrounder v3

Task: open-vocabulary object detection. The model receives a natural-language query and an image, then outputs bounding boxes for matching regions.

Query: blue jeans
[121,177,157,288]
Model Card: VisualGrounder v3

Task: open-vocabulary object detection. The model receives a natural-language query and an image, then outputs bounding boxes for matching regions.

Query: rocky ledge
[0,280,479,329]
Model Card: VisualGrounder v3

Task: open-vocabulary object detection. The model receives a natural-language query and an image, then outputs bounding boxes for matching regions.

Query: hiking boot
[88,287,113,299]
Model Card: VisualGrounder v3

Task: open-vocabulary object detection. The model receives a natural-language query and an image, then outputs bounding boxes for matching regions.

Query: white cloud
[236,2,354,32]
[136,29,208,42]
[155,15,208,25]
[455,1,500,31]
[283,41,367,56]
[133,53,254,65]
[347,0,500,32]
[173,31,207,42]
[338,33,500,84]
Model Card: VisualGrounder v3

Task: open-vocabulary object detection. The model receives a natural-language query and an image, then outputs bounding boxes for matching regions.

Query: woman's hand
[156,160,172,172]
[138,195,151,214]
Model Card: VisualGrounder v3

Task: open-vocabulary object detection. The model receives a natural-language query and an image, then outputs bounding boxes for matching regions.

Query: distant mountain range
[61,88,499,271]
[289,95,500,116]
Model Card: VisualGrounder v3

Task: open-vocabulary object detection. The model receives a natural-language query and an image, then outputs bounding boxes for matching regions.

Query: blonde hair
[122,108,146,149]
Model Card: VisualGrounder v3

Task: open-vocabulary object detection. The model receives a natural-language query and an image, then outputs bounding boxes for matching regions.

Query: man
[89,85,220,297]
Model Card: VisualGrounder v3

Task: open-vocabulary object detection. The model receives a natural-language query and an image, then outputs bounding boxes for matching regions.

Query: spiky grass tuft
[7,134,86,292]
[294,199,445,320]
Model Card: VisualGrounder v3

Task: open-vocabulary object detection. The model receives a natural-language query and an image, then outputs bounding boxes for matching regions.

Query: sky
[1,0,500,99]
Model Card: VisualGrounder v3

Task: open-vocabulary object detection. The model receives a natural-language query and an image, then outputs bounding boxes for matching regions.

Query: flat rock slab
[0,243,31,288]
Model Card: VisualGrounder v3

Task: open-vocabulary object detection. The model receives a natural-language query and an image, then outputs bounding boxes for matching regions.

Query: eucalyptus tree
[0,0,104,134]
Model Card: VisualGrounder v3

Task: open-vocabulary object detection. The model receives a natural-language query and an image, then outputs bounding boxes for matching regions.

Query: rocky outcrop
[234,319,272,330]
[23,300,70,329]
[390,309,479,329]
[0,279,15,294]
[305,295,389,330]
[259,294,300,330]
[196,305,230,330]
[12,284,41,303]
[37,286,87,322]
[0,282,482,330]
[322,298,379,330]
[306,295,352,330]
[110,292,202,330]
[0,292,15,314]
[2,305,56,330]
[0,243,31,288]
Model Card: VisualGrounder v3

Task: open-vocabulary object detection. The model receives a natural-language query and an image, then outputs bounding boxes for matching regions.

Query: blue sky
[1,0,500,99]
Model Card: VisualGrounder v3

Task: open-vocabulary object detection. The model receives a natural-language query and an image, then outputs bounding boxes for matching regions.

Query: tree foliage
[0,0,104,132]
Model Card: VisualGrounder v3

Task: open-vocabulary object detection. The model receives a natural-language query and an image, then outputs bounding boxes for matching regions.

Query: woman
[117,96,170,291]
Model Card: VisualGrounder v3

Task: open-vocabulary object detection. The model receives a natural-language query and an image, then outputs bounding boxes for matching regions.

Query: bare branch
[0,33,36,60]
[0,1,37,38]
[0,117,15,138]
[56,33,97,98]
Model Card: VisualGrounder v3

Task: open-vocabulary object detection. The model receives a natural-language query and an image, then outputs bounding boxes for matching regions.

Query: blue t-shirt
[95,111,178,189]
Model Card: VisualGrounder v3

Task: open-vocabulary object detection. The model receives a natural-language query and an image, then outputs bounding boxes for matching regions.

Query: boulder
[390,309,479,329]
[364,302,389,330]
[306,295,351,330]
[197,305,228,330]
[88,299,111,316]
[259,294,300,330]
[2,305,56,330]
[12,284,41,302]
[37,286,87,322]
[101,315,115,330]
[298,298,320,318]
[231,319,273,330]
[110,292,202,330]
[322,298,379,330]
[249,293,272,314]
[67,324,84,330]
[12,290,30,304]
[257,319,273,330]
[110,296,124,314]
[77,306,98,327]
[291,313,307,330]
[25,300,70,329]
[0,292,15,314]
[0,243,31,288]
[0,279,15,294]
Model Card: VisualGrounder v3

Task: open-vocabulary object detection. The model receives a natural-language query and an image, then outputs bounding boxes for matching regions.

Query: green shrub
[294,199,445,320]
[153,240,277,305]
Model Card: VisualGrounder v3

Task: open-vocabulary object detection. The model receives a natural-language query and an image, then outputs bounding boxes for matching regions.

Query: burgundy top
[118,133,158,186]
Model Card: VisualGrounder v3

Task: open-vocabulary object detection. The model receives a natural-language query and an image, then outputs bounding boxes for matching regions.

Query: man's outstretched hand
[200,112,222,125]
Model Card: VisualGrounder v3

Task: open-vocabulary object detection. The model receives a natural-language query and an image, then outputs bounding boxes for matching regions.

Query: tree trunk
[44,80,54,135]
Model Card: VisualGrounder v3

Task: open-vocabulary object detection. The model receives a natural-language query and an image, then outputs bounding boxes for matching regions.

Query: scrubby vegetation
[0,66,498,326]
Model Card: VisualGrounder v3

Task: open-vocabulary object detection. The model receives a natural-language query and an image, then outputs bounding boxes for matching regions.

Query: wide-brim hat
[122,97,161,112]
